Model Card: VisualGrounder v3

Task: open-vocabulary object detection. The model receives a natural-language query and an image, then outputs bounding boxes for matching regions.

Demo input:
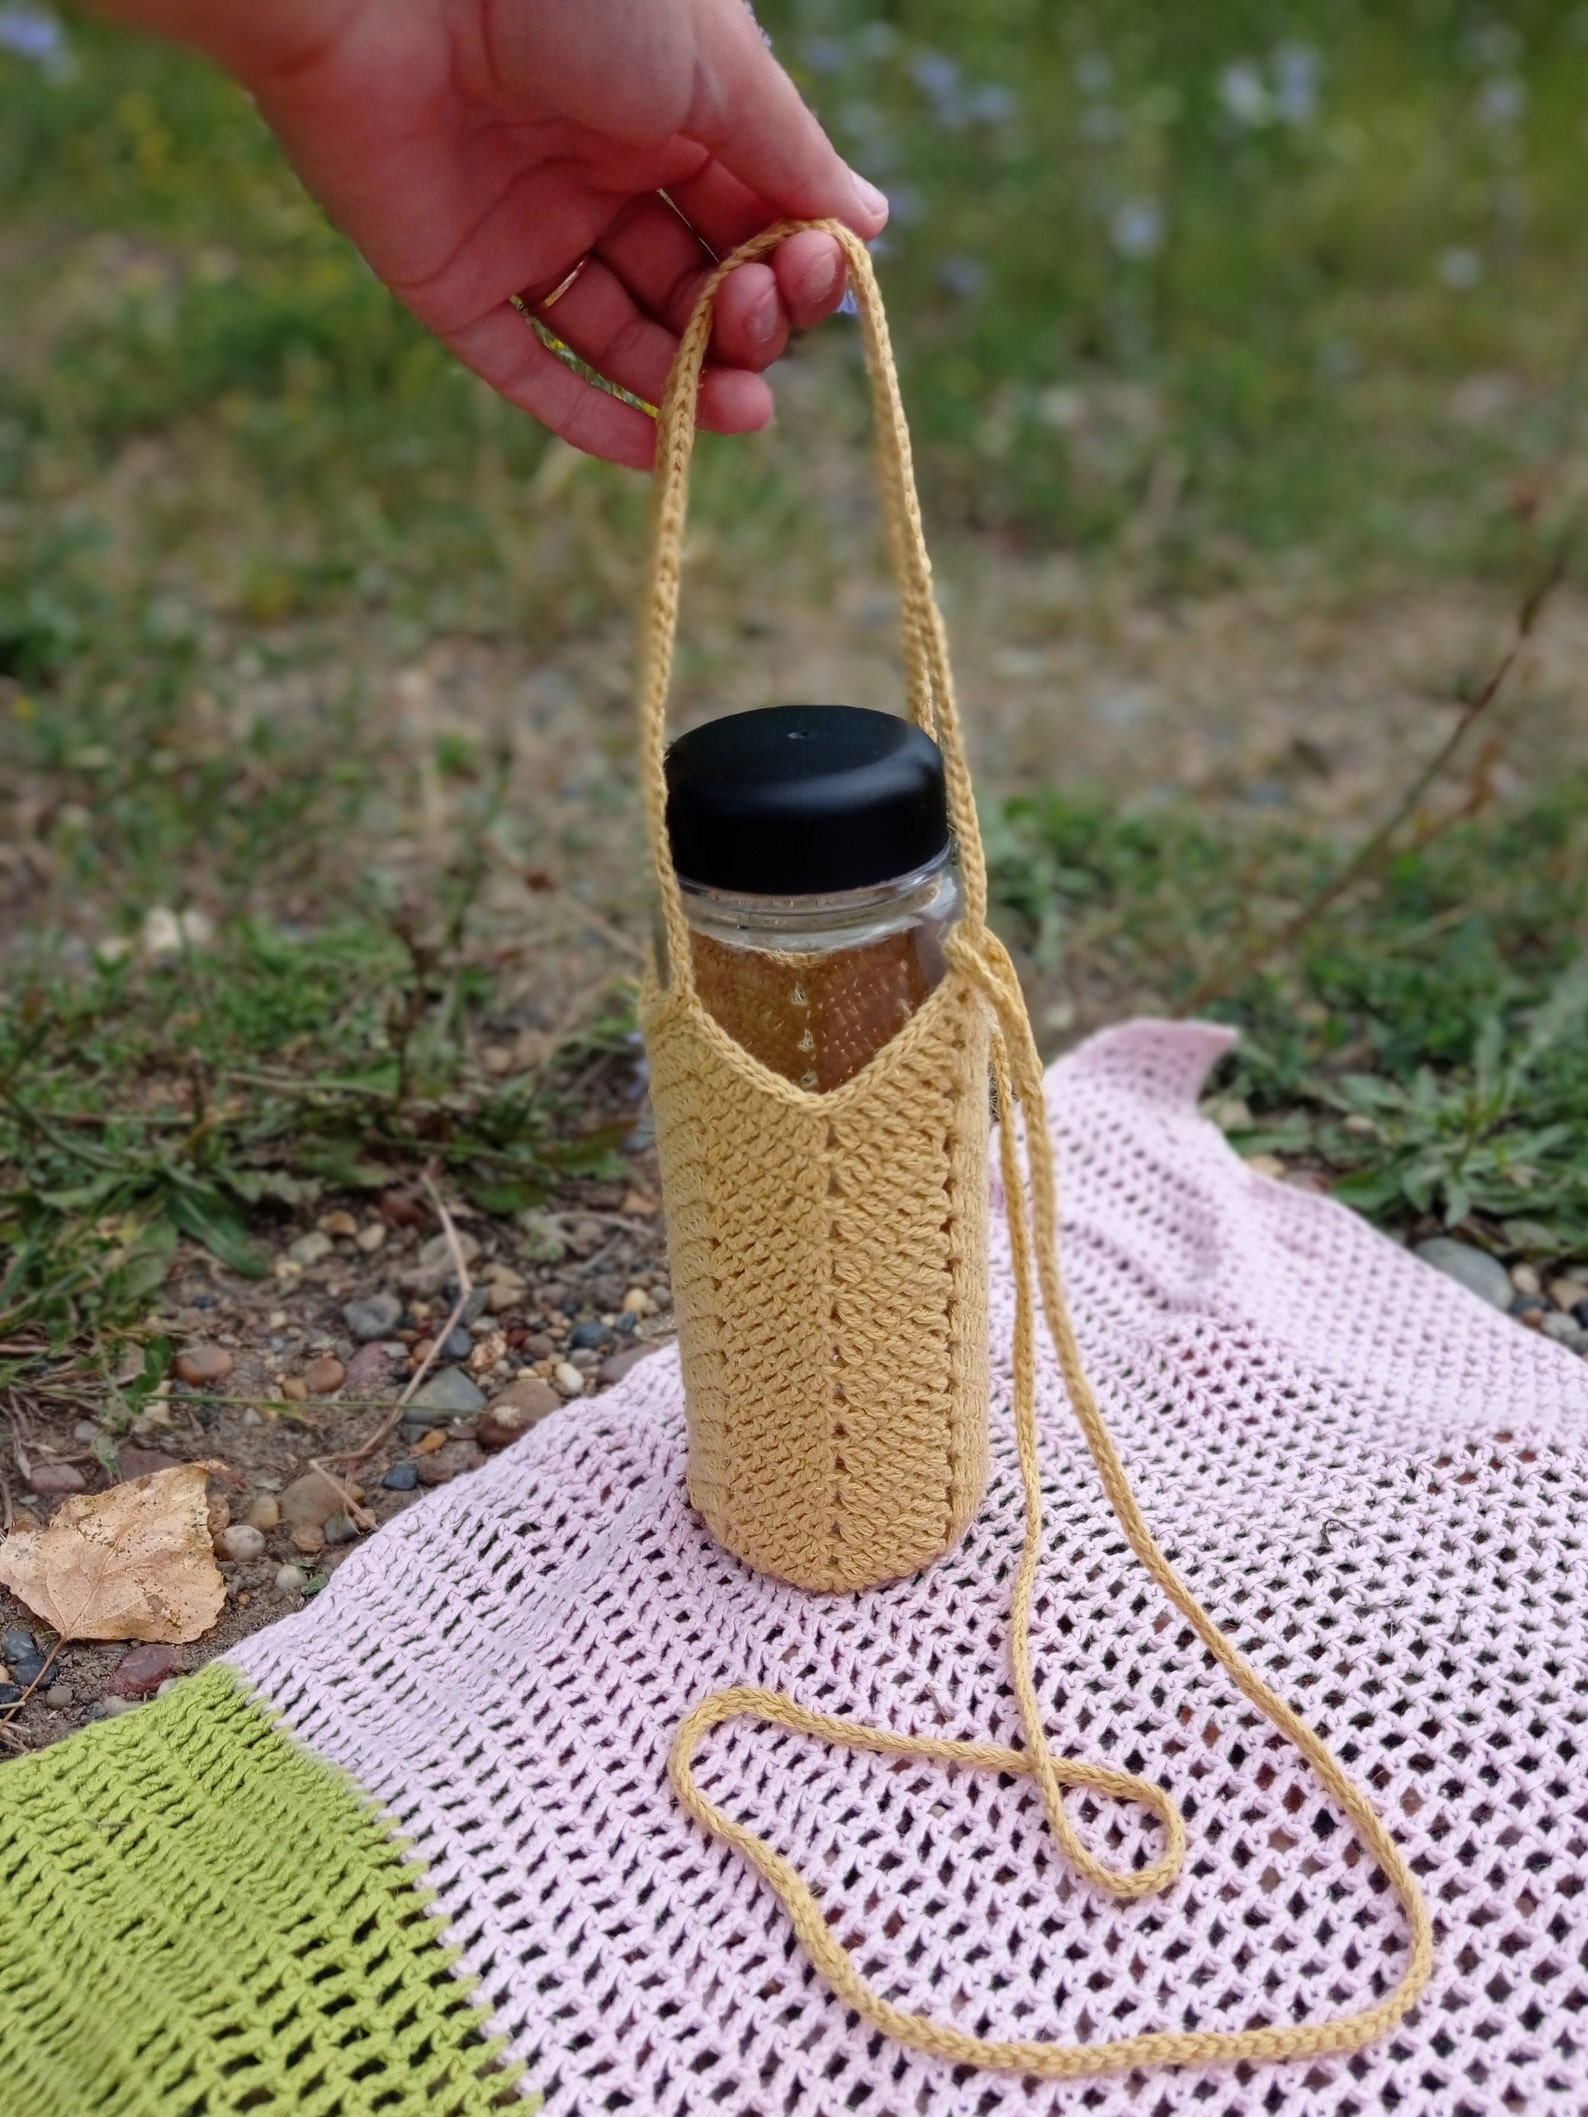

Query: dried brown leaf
[0,1464,227,1643]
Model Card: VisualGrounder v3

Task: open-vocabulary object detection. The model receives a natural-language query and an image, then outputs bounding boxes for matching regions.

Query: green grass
[771,0,1588,568]
[987,768,1588,1259]
[3,6,1588,1356]
[0,904,636,1347]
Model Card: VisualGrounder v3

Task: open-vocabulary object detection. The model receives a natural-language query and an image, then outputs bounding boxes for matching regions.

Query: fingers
[535,258,775,432]
[709,260,790,371]
[770,227,849,330]
[685,0,888,236]
[442,302,659,470]
[594,187,849,374]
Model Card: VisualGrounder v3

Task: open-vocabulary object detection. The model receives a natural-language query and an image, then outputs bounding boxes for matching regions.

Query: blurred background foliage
[5,0,1588,598]
[2,0,1588,1338]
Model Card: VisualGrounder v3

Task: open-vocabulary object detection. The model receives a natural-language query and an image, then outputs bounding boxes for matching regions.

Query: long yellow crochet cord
[652,221,1434,2079]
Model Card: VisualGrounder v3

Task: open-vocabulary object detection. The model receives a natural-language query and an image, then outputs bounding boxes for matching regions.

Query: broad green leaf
[165,1185,270,1278]
[104,1219,178,1309]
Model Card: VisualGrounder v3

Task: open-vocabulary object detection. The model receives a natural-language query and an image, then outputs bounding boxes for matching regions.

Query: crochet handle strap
[656,231,1434,2078]
[670,939,1436,2077]
[638,219,987,1001]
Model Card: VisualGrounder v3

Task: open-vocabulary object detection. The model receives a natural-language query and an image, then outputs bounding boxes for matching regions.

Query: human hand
[97,0,887,468]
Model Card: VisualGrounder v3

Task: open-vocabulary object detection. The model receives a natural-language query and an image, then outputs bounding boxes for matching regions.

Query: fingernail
[749,291,780,345]
[849,171,890,224]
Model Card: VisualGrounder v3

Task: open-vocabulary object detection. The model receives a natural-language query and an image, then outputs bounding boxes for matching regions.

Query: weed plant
[989,774,1588,1259]
[3,7,1588,1360]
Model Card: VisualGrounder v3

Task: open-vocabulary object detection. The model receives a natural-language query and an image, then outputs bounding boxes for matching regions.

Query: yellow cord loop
[654,222,1433,2079]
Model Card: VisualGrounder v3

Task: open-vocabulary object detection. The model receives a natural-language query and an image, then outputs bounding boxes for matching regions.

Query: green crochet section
[0,1663,522,2116]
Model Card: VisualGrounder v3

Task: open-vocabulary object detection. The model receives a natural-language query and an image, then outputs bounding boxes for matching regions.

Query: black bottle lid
[665,704,949,896]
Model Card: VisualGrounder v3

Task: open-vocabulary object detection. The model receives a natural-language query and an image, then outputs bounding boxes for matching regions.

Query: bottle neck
[677,846,959,955]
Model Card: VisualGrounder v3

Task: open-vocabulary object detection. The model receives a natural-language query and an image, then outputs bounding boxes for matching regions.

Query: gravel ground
[0,1133,674,1752]
[4,522,1586,1753]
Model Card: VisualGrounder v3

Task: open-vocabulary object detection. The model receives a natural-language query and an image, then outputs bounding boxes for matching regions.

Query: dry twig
[321,1170,475,1476]
[1177,528,1578,1018]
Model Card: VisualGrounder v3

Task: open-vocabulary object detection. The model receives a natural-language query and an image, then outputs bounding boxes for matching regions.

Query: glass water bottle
[663,704,961,1092]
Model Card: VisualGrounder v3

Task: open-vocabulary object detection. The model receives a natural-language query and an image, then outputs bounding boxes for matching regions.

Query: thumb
[684,0,888,234]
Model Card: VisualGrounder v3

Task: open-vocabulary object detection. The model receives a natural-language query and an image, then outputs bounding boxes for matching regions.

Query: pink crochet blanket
[234,1021,1588,2114]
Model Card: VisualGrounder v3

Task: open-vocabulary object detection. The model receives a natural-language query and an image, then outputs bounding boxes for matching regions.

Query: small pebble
[343,1292,403,1343]
[379,1187,428,1227]
[216,1522,267,1562]
[406,1366,487,1422]
[72,1419,99,1443]
[487,1279,527,1314]
[109,1643,179,1698]
[323,1513,359,1546]
[275,1564,306,1594]
[119,1446,180,1481]
[27,1461,86,1496]
[343,1340,403,1393]
[175,1343,234,1387]
[94,1696,139,1719]
[467,1331,507,1377]
[417,1230,482,1275]
[382,1460,420,1491]
[288,1231,334,1267]
[1541,1311,1588,1350]
[1415,1238,1512,1312]
[44,1684,74,1709]
[1547,1275,1588,1312]
[291,1524,326,1556]
[243,1494,280,1533]
[2,1627,36,1664]
[304,1354,346,1395]
[0,1684,21,1707]
[416,1441,481,1488]
[279,1469,360,1530]
[1510,1262,1542,1298]
[413,1428,448,1456]
[567,1320,614,1352]
[553,1361,586,1398]
[356,1221,387,1252]
[621,1286,657,1316]
[477,1378,561,1449]
[155,1677,182,1697]
[280,1376,308,1402]
[598,1343,660,1389]
[441,1325,473,1361]
[319,1209,359,1238]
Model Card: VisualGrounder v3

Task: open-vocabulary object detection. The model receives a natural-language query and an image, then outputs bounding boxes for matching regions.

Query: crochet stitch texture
[232,1023,1588,2114]
[0,1664,511,2115]
[631,223,1428,2080]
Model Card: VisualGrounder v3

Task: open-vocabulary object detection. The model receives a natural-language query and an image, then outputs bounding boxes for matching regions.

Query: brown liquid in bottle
[690,919,949,1092]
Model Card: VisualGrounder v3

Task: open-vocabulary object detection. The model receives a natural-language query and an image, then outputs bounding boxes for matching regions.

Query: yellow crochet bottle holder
[641,223,1433,2081]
